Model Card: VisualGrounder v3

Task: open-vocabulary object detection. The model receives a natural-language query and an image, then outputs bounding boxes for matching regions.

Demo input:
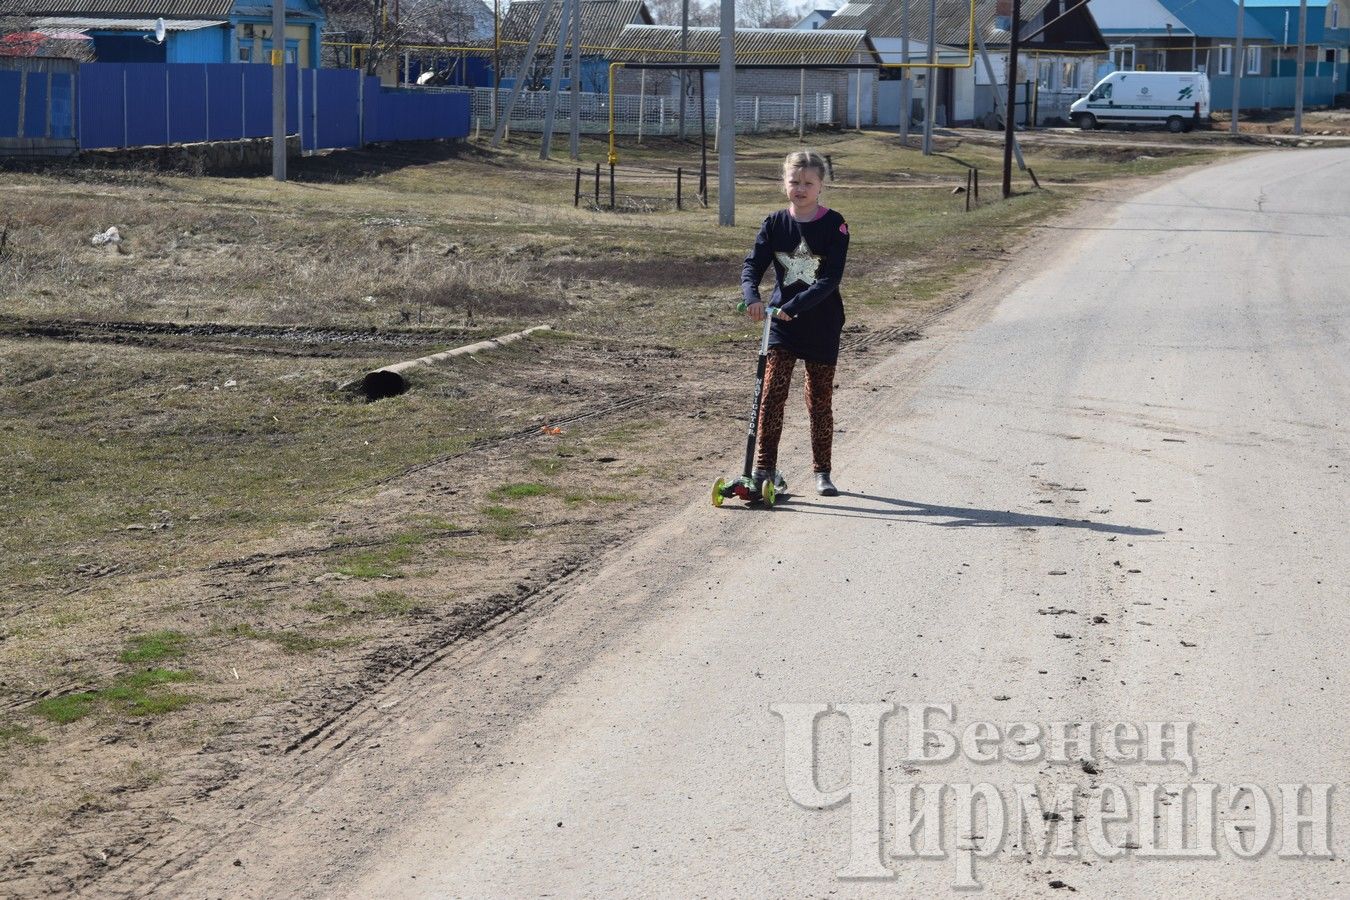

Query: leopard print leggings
[754,347,835,474]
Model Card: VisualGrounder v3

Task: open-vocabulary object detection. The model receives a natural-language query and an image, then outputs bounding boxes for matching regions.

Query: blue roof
[1241,0,1327,7]
[1244,5,1341,43]
[1157,0,1278,40]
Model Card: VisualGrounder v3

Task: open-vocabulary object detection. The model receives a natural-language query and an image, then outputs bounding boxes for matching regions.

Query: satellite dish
[146,17,166,44]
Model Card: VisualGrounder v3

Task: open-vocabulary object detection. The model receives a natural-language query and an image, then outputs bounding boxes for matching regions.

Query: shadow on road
[775,491,1165,536]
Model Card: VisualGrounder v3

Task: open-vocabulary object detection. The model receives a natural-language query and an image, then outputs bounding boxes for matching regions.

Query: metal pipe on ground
[342,325,553,400]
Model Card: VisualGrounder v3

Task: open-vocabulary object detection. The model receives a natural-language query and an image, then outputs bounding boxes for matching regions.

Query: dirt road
[154,150,1349,897]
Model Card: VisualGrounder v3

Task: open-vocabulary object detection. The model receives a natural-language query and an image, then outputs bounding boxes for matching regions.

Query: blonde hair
[783,149,828,181]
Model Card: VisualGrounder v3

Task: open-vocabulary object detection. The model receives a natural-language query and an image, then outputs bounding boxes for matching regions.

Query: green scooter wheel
[761,480,776,507]
[712,477,726,508]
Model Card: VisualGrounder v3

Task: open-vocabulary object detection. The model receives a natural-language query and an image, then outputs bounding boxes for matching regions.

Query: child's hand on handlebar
[745,302,793,323]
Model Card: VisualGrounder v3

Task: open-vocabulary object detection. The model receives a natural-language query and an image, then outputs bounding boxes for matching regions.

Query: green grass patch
[334,531,424,579]
[365,590,420,616]
[33,693,99,725]
[479,504,529,540]
[231,623,360,654]
[118,630,190,664]
[489,482,552,500]
[330,520,469,579]
[32,668,196,724]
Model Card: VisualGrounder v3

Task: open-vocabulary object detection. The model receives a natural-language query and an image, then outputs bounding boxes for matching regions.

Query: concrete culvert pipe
[343,325,552,401]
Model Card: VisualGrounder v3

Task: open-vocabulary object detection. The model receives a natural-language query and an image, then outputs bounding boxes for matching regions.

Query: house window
[1219,44,1232,75]
[239,46,252,62]
[1327,49,1337,64]
[1109,44,1135,71]
[1331,3,1339,29]
[1245,45,1261,75]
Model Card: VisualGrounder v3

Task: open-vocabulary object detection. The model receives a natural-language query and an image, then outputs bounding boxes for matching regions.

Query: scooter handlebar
[737,301,781,317]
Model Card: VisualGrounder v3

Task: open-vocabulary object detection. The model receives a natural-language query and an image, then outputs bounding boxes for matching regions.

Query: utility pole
[1231,0,1245,135]
[569,0,581,157]
[1294,0,1308,135]
[976,23,1024,170]
[679,0,689,139]
[899,0,911,143]
[1003,0,1022,197]
[539,0,572,159]
[492,0,555,147]
[492,0,500,128]
[718,0,735,225]
[272,0,286,180]
[922,0,936,155]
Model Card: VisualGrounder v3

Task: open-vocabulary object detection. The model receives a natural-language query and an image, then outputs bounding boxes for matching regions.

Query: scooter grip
[738,301,781,316]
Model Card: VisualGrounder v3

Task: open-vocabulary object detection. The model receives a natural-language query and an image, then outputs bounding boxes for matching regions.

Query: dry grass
[0,128,1240,894]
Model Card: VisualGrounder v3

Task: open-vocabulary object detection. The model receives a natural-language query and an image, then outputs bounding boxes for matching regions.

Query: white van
[1070,71,1211,133]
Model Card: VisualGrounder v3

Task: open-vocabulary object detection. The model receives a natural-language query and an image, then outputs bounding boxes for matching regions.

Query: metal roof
[500,0,654,51]
[821,0,1104,50]
[610,23,879,63]
[15,0,235,17]
[822,0,1042,44]
[1093,0,1277,41]
[1160,0,1277,39]
[1244,4,1338,44]
[32,14,225,28]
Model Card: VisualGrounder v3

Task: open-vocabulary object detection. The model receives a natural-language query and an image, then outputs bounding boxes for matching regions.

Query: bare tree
[405,0,491,44]
[321,0,419,75]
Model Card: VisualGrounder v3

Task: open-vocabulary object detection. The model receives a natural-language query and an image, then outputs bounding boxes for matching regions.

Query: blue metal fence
[1211,73,1341,111]
[68,62,468,153]
[0,59,78,154]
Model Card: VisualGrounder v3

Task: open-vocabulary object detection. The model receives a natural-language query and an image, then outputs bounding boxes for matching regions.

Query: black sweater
[741,207,850,365]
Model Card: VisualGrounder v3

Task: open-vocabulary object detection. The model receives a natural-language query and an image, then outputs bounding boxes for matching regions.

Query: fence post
[965,168,971,211]
[754,96,760,133]
[713,102,720,152]
[638,66,646,144]
[610,163,616,209]
[357,73,365,147]
[240,65,246,162]
[594,161,600,207]
[312,67,319,150]
[165,66,170,145]
[296,66,304,153]
[122,67,128,149]
[15,70,25,139]
[677,166,682,210]
[204,64,211,142]
[46,71,53,139]
[973,167,979,202]
[574,167,581,206]
[660,96,665,134]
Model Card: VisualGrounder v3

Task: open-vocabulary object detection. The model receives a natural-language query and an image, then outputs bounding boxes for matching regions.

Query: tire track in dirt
[0,316,472,359]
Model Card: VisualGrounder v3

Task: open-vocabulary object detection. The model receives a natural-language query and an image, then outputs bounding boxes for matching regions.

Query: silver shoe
[752,469,789,493]
[815,471,838,496]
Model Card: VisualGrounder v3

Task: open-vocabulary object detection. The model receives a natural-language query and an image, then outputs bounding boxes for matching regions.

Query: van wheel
[1077,113,1096,131]
[1166,116,1185,134]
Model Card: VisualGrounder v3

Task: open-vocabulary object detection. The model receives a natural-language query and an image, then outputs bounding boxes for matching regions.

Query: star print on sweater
[741,207,850,365]
[774,239,822,287]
